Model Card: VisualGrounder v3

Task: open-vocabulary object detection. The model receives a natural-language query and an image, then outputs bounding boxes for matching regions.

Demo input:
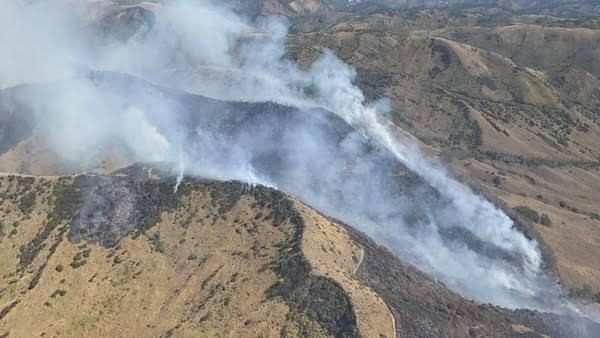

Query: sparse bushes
[223,290,233,307]
[70,251,87,269]
[70,260,87,269]
[19,179,81,270]
[283,311,327,338]
[50,289,67,298]
[514,206,553,227]
[355,69,396,100]
[149,232,166,253]
[55,264,64,272]
[113,255,124,264]
[558,200,583,214]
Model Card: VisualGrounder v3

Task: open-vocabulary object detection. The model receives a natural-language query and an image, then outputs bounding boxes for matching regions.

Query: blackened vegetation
[438,226,522,265]
[343,224,600,338]
[14,167,179,297]
[54,72,538,283]
[17,166,359,336]
[178,179,360,336]
[253,188,359,337]
[98,175,359,335]
[512,309,600,338]
[69,172,178,247]
[207,181,242,215]
[17,190,36,215]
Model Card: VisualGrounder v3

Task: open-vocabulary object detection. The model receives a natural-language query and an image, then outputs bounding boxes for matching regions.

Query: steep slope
[0,166,390,337]
[439,25,600,78]
[285,15,600,300]
[287,30,599,160]
[0,72,560,310]
[2,2,600,336]
[1,166,598,337]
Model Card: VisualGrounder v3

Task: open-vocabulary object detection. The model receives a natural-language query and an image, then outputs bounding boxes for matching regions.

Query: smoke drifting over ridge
[0,0,574,312]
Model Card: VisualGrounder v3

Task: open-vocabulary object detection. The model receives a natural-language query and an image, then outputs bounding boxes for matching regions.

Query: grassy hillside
[2,166,596,337]
[285,8,600,300]
[0,166,390,337]
[2,2,600,335]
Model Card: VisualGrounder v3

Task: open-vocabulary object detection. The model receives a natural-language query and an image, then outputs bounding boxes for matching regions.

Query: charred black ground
[0,72,548,277]
[344,225,600,337]
[2,166,598,336]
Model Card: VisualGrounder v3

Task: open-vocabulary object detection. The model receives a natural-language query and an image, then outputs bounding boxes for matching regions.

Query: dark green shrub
[50,289,67,298]
[513,206,540,223]
[149,232,166,253]
[18,191,36,214]
[70,259,87,269]
[540,214,552,227]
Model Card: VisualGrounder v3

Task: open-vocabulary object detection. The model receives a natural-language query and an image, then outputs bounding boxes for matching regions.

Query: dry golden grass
[451,157,600,295]
[1,177,293,337]
[295,201,396,338]
[0,173,401,337]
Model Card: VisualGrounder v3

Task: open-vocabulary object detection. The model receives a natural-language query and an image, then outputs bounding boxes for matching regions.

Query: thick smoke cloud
[0,0,577,313]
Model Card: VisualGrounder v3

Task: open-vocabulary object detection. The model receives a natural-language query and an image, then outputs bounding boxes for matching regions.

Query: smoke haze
[0,0,579,314]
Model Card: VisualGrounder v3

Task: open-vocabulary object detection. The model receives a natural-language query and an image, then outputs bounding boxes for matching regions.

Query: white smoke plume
[0,0,579,314]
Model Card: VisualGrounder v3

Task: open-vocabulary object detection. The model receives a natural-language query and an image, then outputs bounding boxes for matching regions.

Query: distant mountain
[242,0,600,16]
